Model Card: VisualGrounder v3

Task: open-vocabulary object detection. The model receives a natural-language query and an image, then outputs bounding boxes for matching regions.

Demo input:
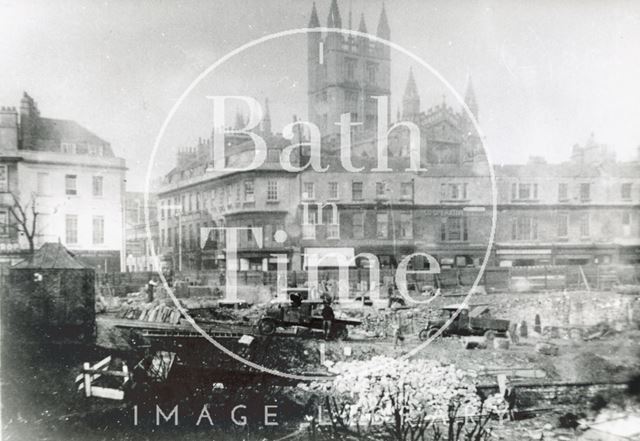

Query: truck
[257,298,361,339]
[418,304,510,341]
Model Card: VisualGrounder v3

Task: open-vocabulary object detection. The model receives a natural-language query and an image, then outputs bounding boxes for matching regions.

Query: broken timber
[76,356,130,400]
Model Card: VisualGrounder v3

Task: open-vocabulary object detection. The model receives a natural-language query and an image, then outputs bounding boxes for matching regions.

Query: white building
[0,93,126,271]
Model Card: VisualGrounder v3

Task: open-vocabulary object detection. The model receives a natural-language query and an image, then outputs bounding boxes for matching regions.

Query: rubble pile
[356,308,433,337]
[119,300,182,324]
[483,290,637,330]
[614,284,640,296]
[558,353,626,383]
[492,417,580,440]
[300,356,507,439]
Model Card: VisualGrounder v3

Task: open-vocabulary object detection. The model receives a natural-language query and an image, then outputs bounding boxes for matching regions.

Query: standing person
[146,280,157,303]
[504,381,517,421]
[321,303,335,340]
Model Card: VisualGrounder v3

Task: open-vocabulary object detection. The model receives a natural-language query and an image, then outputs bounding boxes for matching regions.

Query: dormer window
[61,142,76,154]
[88,144,104,156]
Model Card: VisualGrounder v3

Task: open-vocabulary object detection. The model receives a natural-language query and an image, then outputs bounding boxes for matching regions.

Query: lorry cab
[419,304,509,341]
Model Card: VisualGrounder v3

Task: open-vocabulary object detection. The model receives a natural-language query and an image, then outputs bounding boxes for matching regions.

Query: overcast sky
[2,0,640,190]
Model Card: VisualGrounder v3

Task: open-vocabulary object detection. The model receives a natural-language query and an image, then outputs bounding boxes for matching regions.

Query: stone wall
[483,291,636,329]
[478,381,628,409]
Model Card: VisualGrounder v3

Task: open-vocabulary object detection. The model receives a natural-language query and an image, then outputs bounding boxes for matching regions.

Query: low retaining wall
[477,381,628,409]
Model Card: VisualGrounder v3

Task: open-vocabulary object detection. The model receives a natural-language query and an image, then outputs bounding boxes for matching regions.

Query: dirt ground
[95,288,640,384]
[4,289,639,440]
[289,328,640,384]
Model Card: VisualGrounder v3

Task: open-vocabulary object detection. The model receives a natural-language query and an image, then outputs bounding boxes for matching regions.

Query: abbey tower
[307,0,391,142]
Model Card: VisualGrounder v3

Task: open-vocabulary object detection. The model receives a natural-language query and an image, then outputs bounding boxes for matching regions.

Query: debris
[535,342,559,356]
[462,337,486,349]
[557,413,579,429]
[119,300,182,324]
[559,353,625,382]
[493,337,510,350]
[238,335,254,345]
[584,323,612,341]
[614,284,640,295]
[469,305,490,318]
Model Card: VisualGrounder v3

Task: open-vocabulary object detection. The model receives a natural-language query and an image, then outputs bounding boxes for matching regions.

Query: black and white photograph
[1,1,640,440]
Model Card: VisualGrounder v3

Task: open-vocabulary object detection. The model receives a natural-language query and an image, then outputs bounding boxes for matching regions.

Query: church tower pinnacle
[327,0,342,28]
[307,1,390,140]
[358,12,367,33]
[308,2,320,28]
[376,3,390,39]
[262,98,272,135]
[402,68,420,120]
[464,74,478,120]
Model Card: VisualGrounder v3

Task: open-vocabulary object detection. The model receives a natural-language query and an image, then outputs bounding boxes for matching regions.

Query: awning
[496,249,552,255]
[304,247,355,268]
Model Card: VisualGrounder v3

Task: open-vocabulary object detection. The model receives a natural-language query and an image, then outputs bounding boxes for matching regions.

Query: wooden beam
[83,362,91,397]
[89,387,124,400]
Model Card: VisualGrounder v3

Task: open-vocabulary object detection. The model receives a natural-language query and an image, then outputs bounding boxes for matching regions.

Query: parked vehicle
[257,298,361,339]
[418,304,510,341]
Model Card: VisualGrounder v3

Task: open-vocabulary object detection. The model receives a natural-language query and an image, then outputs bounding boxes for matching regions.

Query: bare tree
[8,192,40,254]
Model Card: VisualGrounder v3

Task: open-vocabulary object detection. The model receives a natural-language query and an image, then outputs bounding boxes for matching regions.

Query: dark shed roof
[12,243,90,269]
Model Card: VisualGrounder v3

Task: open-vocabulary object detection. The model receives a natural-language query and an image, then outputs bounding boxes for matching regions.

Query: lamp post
[166,204,183,272]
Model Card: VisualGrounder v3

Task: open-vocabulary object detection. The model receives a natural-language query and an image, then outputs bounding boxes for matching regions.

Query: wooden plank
[81,369,130,378]
[483,368,546,378]
[93,356,112,371]
[76,357,111,383]
[141,330,246,339]
[83,362,91,398]
[90,386,124,400]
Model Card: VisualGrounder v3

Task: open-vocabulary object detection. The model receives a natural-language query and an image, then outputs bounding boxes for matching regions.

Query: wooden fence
[96,264,640,296]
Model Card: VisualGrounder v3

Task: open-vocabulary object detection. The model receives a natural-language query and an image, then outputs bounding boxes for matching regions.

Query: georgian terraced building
[0,93,126,270]
[156,0,640,272]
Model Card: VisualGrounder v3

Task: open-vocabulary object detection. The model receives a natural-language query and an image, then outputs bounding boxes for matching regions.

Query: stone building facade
[0,93,126,271]
[124,192,160,272]
[156,1,640,272]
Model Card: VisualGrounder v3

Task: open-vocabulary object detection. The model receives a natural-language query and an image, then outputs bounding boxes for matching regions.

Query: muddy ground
[3,289,640,440]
